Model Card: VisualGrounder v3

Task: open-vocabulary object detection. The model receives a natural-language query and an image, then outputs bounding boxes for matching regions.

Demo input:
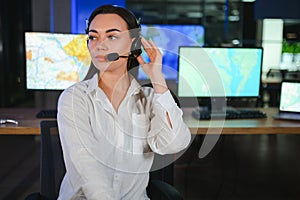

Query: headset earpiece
[130,36,142,57]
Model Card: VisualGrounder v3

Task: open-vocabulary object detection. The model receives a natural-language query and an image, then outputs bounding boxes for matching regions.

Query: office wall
[255,0,300,19]
[72,0,125,33]
[0,0,32,107]
[261,19,284,73]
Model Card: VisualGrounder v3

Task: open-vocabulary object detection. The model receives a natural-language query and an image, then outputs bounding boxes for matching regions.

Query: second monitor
[138,24,205,81]
[178,46,263,99]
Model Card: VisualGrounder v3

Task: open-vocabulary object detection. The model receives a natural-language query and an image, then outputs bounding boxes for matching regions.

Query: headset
[127,13,142,58]
[130,29,142,58]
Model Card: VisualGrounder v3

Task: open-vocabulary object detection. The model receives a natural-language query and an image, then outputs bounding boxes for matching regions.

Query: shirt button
[114,173,120,180]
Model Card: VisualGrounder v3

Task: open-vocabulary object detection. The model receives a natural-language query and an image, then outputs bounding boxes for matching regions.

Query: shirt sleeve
[147,90,191,155]
[57,86,115,199]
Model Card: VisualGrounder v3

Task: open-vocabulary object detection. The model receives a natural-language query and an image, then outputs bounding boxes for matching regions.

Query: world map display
[25,32,91,90]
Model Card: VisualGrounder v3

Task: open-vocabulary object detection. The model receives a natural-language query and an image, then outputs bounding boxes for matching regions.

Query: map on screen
[178,47,263,97]
[280,82,300,112]
[138,24,205,80]
[25,32,91,90]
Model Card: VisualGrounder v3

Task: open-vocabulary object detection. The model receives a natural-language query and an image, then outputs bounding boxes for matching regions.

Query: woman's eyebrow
[105,28,121,33]
[88,29,121,34]
[88,30,98,34]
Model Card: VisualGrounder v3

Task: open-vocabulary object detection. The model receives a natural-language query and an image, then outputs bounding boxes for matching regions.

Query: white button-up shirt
[57,74,191,200]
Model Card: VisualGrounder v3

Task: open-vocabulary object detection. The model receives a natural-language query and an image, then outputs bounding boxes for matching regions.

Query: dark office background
[0,0,299,108]
[0,0,32,107]
[0,1,300,200]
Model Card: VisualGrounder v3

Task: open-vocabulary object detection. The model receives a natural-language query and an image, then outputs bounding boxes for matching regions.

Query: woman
[57,4,191,200]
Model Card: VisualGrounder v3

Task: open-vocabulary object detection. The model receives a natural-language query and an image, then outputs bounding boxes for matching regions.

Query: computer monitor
[178,46,263,99]
[25,32,91,90]
[138,24,205,80]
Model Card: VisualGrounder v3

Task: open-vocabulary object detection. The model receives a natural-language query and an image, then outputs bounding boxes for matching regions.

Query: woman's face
[87,14,133,72]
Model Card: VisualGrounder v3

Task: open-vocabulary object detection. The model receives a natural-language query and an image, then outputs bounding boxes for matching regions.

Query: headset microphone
[106,53,129,61]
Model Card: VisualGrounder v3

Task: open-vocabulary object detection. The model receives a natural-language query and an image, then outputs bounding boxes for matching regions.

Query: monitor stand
[197,97,229,112]
[196,97,236,119]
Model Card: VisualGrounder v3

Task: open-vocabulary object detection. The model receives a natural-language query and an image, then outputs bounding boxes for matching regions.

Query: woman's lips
[94,55,106,62]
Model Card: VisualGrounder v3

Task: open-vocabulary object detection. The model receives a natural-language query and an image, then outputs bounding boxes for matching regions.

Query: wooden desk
[183,107,300,135]
[1,107,300,135]
[0,108,53,135]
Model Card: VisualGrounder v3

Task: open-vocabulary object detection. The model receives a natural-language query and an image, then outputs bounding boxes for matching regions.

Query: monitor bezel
[177,46,264,99]
[279,80,300,113]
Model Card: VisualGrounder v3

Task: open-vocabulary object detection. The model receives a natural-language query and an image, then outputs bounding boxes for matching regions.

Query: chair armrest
[148,179,183,200]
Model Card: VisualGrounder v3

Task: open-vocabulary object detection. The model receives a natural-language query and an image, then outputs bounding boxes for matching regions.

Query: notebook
[273,81,300,121]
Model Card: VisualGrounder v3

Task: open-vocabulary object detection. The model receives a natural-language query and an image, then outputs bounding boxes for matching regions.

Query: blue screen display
[178,47,263,97]
[138,24,205,80]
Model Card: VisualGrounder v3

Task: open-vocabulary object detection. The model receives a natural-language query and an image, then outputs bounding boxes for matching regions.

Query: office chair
[24,120,65,200]
[25,118,183,200]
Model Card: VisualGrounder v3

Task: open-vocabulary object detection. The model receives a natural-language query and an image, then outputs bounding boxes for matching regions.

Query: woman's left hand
[136,37,168,94]
[136,37,163,80]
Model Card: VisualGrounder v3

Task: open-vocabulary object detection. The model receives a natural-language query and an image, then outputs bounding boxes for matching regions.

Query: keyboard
[192,108,267,120]
[36,109,58,118]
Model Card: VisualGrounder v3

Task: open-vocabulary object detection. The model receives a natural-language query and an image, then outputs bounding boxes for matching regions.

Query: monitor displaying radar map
[138,24,205,81]
[178,46,263,98]
[25,32,91,90]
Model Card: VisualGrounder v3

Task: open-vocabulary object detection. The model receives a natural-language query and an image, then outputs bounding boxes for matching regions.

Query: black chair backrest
[141,83,183,199]
[40,120,65,200]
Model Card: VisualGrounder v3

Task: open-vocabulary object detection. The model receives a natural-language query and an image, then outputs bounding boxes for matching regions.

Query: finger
[148,39,157,48]
[136,55,146,65]
[141,38,154,53]
[141,37,151,49]
[141,38,157,61]
[143,38,160,60]
[148,39,162,56]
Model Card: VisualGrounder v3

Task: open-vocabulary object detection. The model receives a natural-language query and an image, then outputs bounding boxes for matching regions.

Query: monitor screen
[178,47,263,98]
[25,32,91,90]
[138,24,205,80]
[279,82,300,112]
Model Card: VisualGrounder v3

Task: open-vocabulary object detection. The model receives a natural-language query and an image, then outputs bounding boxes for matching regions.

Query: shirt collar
[87,73,99,94]
[128,77,143,96]
[86,73,143,97]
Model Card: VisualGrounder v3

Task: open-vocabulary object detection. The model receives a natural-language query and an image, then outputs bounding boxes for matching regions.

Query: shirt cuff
[154,90,177,110]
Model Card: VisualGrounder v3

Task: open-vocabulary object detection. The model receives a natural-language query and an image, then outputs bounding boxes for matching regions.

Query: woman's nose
[96,38,108,50]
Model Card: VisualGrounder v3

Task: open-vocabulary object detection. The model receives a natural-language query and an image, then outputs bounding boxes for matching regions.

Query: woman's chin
[94,62,111,72]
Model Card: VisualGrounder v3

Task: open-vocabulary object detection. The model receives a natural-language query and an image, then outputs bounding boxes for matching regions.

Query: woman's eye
[108,35,118,40]
[88,35,96,41]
